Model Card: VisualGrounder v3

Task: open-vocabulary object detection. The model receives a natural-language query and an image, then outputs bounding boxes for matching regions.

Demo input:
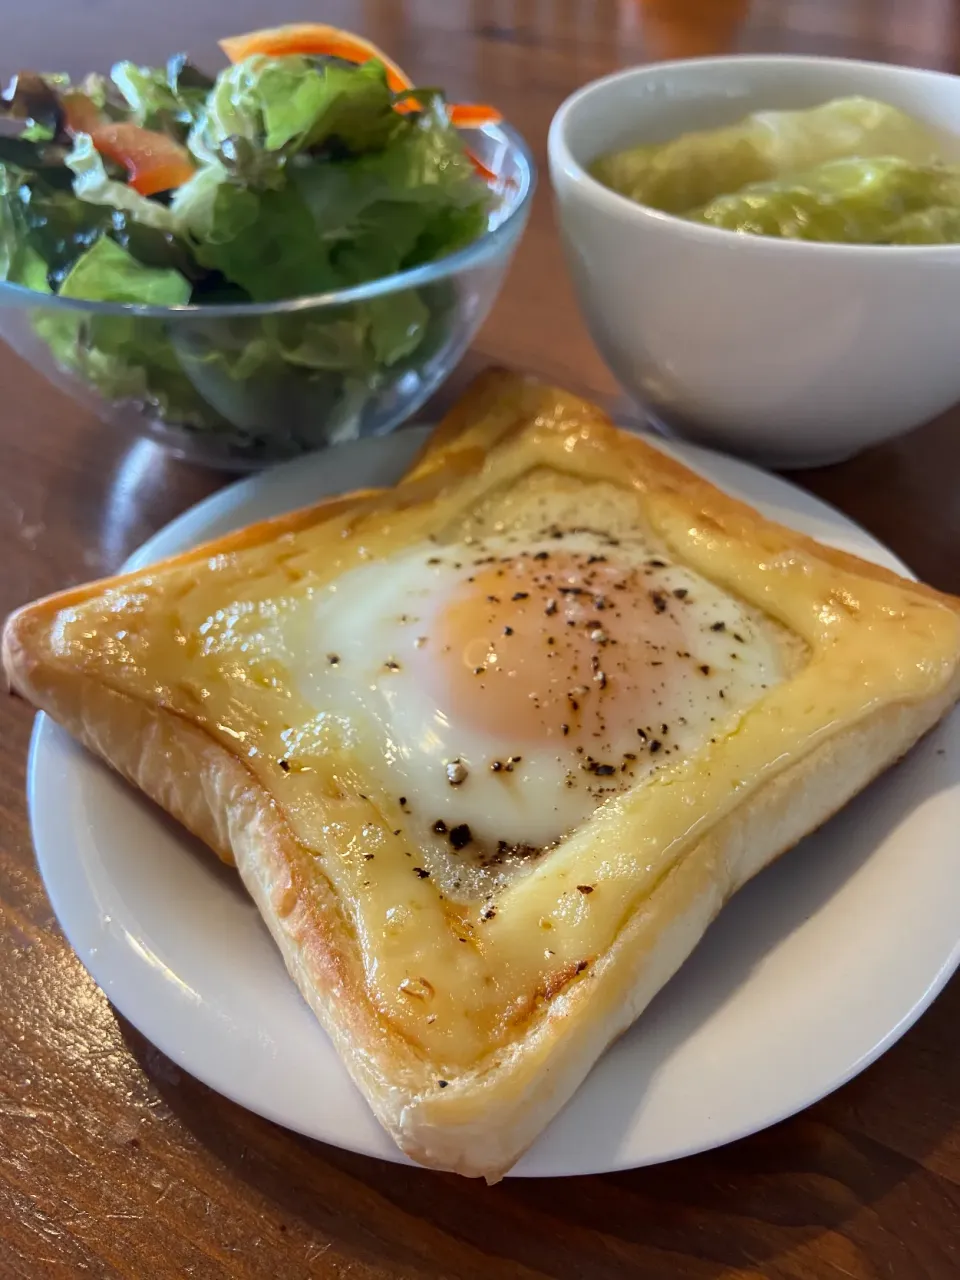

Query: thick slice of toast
[6,369,960,1180]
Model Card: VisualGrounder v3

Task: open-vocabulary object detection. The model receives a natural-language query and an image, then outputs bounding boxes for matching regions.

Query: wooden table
[2,2,959,1276]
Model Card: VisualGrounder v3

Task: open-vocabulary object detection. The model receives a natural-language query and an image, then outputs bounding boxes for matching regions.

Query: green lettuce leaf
[593,96,943,214]
[6,169,111,280]
[39,306,230,423]
[688,156,960,244]
[186,56,275,169]
[66,133,176,231]
[185,55,402,195]
[264,58,399,154]
[1,162,199,287]
[885,204,960,243]
[57,235,190,304]
[193,181,330,299]
[111,62,182,122]
[13,244,53,291]
[110,60,207,135]
[26,245,224,427]
[0,165,18,279]
[191,98,487,303]
[168,161,229,240]
[0,136,74,187]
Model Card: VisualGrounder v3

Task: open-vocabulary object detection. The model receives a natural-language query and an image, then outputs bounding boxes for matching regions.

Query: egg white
[290,529,785,853]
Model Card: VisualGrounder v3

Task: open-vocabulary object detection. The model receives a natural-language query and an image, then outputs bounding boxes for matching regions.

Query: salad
[592,97,960,244]
[0,24,506,462]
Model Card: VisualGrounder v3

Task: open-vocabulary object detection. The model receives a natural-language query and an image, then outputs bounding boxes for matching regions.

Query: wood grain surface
[2,3,960,1277]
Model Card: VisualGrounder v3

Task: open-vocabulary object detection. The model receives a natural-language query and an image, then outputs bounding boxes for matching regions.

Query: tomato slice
[61,92,195,195]
[89,123,196,196]
[219,23,413,94]
[61,91,104,137]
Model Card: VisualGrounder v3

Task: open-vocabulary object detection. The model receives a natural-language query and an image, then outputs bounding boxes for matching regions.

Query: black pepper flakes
[449,824,473,851]
[512,591,529,601]
[650,591,668,614]
[584,761,616,776]
[575,960,589,974]
[413,867,430,879]
[433,819,447,834]
[649,740,663,753]
[710,620,726,632]
[278,759,290,773]
[577,884,594,895]
[482,906,497,921]
[437,1079,449,1088]
[327,653,340,666]
[673,588,689,600]
[699,664,711,676]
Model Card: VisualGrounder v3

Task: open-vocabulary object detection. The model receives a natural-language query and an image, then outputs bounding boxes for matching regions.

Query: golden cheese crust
[5,368,960,1180]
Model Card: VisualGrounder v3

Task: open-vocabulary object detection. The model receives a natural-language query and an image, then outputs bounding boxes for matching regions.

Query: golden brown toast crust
[5,369,960,1180]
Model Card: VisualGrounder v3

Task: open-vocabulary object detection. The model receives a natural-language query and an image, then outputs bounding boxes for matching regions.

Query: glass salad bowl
[0,124,534,470]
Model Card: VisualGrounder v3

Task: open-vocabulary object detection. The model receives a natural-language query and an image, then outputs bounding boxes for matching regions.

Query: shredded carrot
[448,104,503,129]
[467,151,500,185]
[219,24,504,131]
[219,23,413,93]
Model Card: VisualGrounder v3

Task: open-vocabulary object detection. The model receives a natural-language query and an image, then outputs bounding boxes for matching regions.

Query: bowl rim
[548,53,960,258]
[0,121,536,319]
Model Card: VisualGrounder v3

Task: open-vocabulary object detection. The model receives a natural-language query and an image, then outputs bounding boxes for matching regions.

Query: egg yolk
[423,550,686,747]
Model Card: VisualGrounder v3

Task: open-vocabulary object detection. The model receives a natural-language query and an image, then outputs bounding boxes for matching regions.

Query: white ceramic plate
[28,428,960,1177]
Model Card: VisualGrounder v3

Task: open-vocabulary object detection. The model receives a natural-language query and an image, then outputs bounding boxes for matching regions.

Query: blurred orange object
[639,0,752,59]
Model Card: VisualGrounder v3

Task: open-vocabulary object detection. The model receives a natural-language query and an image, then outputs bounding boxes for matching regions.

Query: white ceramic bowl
[549,56,960,468]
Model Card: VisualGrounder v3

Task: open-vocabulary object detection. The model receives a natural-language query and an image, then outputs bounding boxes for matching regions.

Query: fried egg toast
[6,369,960,1180]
